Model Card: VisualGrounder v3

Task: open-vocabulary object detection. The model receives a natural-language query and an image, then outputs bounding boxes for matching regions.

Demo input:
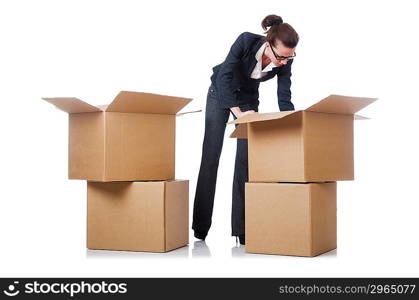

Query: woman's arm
[277,59,295,111]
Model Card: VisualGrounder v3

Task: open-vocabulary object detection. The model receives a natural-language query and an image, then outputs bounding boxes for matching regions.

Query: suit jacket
[210,31,295,111]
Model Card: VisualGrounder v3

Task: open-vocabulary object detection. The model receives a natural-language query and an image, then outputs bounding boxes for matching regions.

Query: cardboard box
[245,182,336,257]
[87,180,189,252]
[229,95,376,182]
[42,91,192,181]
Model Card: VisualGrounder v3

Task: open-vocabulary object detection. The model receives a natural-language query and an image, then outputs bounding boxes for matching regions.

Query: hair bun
[261,15,283,31]
[270,18,283,26]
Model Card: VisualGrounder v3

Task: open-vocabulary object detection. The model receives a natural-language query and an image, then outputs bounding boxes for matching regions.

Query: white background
[1,0,418,277]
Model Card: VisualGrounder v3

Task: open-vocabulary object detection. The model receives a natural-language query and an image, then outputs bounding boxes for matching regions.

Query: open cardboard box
[43,91,194,181]
[229,95,377,182]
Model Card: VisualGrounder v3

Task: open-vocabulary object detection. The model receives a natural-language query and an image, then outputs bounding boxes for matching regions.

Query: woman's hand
[230,107,257,118]
[241,110,256,117]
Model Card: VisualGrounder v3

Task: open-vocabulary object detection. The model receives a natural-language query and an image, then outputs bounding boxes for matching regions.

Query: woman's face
[265,40,296,67]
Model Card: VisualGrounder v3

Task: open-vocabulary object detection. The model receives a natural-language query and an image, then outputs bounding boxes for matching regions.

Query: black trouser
[192,84,258,238]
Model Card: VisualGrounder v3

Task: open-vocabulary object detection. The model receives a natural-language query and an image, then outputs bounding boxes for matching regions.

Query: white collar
[255,43,276,73]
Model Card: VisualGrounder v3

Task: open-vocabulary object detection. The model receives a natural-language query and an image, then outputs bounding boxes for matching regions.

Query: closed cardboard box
[42,91,192,181]
[229,95,376,182]
[245,182,336,257]
[87,180,189,253]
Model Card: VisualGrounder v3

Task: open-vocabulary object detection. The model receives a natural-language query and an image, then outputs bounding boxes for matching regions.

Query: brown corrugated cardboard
[229,94,376,182]
[87,180,189,253]
[42,91,192,181]
[245,182,336,257]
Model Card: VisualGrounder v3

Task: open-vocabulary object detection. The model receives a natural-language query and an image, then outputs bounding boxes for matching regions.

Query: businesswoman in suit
[193,14,299,245]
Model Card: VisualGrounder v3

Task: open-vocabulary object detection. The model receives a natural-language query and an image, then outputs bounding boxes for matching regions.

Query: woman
[192,14,299,245]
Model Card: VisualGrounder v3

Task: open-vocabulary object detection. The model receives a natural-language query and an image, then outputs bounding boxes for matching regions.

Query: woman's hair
[261,14,299,48]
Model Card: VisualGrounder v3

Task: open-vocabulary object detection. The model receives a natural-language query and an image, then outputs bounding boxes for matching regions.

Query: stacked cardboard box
[229,95,376,256]
[43,91,192,252]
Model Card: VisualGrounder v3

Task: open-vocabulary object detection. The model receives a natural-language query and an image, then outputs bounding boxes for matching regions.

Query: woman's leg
[231,137,248,237]
[192,85,230,239]
[231,104,259,238]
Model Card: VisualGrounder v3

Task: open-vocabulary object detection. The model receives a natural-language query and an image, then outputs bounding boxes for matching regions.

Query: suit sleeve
[276,59,295,111]
[216,32,246,108]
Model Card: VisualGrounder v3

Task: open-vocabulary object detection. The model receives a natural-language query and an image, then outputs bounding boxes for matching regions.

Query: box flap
[176,109,202,116]
[227,111,297,125]
[106,91,192,114]
[230,124,248,139]
[42,97,102,113]
[96,104,109,110]
[354,114,369,120]
[306,94,377,115]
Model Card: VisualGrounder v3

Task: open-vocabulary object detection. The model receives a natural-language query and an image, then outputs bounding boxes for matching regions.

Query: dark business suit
[192,31,295,239]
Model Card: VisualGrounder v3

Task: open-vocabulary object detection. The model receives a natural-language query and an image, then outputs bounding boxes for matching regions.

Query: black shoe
[194,230,207,241]
[235,235,245,245]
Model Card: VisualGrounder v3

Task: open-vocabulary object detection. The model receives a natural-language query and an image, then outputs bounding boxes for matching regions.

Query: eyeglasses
[269,42,296,61]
